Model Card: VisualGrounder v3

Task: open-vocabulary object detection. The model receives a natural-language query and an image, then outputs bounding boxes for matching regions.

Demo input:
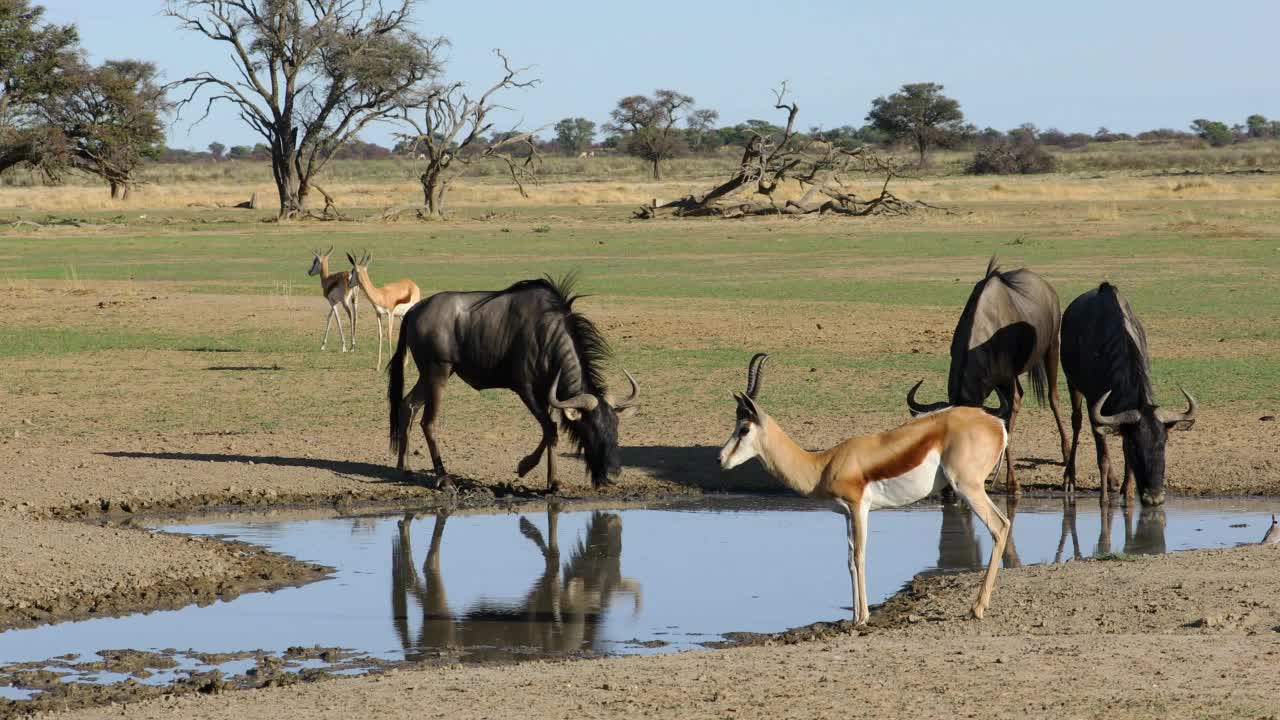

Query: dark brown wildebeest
[907,258,1070,494]
[1060,282,1197,505]
[388,275,639,491]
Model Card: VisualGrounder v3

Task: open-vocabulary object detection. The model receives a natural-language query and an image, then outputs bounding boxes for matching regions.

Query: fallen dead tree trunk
[635,84,947,220]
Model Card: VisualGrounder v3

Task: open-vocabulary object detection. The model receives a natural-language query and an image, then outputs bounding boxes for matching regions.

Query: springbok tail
[388,323,410,455]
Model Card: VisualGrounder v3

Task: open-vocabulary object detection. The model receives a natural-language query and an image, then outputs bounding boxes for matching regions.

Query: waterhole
[1,495,1274,699]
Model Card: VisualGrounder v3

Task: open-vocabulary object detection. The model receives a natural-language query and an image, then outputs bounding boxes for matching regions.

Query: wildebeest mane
[1095,282,1154,406]
[473,272,611,397]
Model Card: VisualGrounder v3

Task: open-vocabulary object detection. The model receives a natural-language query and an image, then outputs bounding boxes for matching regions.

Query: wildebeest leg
[1118,436,1136,506]
[1044,337,1071,466]
[515,388,560,492]
[1096,494,1116,555]
[1063,383,1085,492]
[1091,426,1114,502]
[417,364,451,486]
[1004,380,1023,494]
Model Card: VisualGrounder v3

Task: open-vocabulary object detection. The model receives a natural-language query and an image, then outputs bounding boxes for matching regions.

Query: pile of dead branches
[635,85,945,220]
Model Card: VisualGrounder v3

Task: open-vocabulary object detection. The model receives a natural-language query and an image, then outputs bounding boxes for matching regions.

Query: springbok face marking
[719,393,763,470]
[307,254,324,276]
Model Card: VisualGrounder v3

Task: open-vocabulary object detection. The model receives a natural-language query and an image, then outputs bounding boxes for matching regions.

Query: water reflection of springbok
[391,505,641,660]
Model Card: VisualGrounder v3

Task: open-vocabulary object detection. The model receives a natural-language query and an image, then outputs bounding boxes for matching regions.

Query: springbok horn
[325,245,333,256]
[610,370,641,409]
[1090,390,1142,428]
[746,353,769,399]
[548,370,599,412]
[1154,387,1198,425]
[906,379,949,416]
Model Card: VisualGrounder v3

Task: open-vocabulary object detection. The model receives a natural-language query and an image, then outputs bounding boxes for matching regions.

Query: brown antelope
[347,252,422,369]
[307,247,358,352]
[719,354,1011,624]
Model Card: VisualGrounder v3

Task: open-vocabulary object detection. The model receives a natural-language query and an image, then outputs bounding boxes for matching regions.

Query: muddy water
[1,495,1275,698]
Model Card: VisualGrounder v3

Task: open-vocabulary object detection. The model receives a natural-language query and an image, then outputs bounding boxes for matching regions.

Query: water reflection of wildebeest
[388,275,639,491]
[1060,282,1197,505]
[907,258,1070,494]
[390,506,641,659]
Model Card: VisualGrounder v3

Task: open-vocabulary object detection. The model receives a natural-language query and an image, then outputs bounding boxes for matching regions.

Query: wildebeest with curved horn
[388,274,639,491]
[907,258,1070,493]
[1060,282,1197,506]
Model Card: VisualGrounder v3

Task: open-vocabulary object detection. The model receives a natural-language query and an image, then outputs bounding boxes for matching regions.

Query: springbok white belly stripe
[864,450,945,510]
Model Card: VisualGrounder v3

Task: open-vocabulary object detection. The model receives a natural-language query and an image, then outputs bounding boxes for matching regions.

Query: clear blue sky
[41,0,1279,151]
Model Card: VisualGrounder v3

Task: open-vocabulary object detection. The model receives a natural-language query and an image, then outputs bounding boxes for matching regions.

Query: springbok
[719,354,1011,624]
[307,246,358,352]
[347,252,422,369]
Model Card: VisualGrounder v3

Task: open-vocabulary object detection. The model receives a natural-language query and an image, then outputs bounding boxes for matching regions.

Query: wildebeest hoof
[434,473,456,491]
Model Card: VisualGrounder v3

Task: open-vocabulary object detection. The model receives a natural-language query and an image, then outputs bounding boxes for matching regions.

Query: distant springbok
[307,247,358,352]
[720,353,1010,624]
[347,252,421,369]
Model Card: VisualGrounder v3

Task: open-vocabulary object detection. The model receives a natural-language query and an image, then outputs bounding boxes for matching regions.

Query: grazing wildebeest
[907,258,1070,494]
[1060,282,1197,505]
[388,275,639,491]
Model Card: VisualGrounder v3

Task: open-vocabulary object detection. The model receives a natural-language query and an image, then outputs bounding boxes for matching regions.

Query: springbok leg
[321,302,338,350]
[951,470,1010,620]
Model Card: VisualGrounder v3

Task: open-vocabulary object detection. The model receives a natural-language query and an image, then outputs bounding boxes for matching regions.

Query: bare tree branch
[636,85,950,220]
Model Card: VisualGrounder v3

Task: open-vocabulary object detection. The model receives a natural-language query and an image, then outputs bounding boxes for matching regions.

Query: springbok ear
[346,252,356,266]
[735,392,761,421]
[1168,419,1195,432]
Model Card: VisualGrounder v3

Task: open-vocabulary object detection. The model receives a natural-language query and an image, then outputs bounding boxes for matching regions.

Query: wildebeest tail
[387,322,410,455]
[1028,360,1049,407]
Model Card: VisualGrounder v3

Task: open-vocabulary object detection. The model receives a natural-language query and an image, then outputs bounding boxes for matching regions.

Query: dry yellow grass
[3,172,1280,212]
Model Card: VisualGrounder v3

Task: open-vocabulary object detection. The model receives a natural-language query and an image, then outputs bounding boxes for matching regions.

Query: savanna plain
[2,168,1280,718]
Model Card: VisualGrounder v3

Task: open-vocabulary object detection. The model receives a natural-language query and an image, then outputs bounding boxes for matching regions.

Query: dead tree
[636,84,940,220]
[165,0,441,221]
[384,50,541,220]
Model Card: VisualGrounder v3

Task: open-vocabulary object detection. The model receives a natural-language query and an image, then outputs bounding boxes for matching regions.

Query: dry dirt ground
[2,201,1279,717]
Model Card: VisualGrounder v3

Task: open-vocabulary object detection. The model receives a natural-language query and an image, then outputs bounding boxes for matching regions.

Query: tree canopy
[866,82,968,165]
[604,89,697,179]
[166,0,442,219]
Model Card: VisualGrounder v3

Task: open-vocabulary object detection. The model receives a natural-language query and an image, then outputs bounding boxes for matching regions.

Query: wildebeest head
[1091,388,1198,506]
[307,246,333,276]
[548,371,640,487]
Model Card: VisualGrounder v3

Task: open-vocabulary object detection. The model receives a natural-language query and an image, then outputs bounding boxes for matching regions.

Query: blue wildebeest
[387,275,639,491]
[907,258,1070,494]
[1060,282,1197,505]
